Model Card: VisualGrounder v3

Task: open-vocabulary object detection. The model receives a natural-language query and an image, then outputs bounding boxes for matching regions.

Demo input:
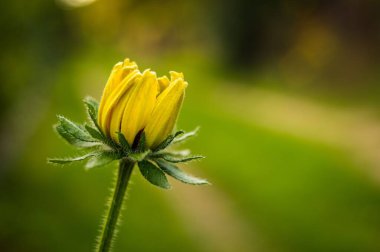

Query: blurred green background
[1,0,380,251]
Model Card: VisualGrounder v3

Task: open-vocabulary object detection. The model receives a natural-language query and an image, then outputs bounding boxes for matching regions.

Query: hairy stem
[96,159,134,252]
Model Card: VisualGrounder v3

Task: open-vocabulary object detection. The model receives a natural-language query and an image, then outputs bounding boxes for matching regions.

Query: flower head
[49,57,207,189]
[98,58,187,149]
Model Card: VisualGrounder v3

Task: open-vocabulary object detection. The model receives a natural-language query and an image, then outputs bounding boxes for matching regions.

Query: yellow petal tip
[169,71,184,81]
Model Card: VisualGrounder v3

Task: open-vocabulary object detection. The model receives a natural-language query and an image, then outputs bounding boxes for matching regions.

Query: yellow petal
[119,69,158,144]
[145,78,187,148]
[157,76,170,94]
[169,71,184,81]
[98,59,138,126]
[108,82,136,142]
[98,62,122,122]
[99,70,141,137]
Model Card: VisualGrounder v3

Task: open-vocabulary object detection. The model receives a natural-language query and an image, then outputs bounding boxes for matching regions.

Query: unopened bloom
[50,57,207,252]
[98,58,187,149]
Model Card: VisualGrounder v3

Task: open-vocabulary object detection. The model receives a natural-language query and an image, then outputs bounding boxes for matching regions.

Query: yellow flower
[98,59,187,148]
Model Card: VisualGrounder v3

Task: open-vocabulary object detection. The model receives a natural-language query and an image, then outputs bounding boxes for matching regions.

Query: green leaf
[48,152,96,165]
[85,124,104,141]
[85,151,119,169]
[153,130,184,152]
[172,127,199,144]
[83,96,99,126]
[138,160,171,189]
[117,132,131,153]
[159,154,205,163]
[156,159,209,185]
[55,124,99,148]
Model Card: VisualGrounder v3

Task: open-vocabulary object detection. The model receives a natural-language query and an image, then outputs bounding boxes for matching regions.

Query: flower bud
[98,59,187,148]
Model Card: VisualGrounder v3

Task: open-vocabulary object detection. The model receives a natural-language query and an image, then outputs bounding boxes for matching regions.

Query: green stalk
[96,159,135,252]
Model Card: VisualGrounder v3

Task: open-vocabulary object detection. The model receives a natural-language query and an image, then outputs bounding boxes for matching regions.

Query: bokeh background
[1,0,380,251]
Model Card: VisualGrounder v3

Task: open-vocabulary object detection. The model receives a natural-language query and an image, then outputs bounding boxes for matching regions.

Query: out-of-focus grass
[1,53,380,252]
[182,105,380,252]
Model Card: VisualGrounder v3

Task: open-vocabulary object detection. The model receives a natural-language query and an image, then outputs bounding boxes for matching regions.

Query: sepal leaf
[55,123,99,148]
[57,115,94,140]
[85,151,119,169]
[159,154,204,163]
[85,124,104,141]
[128,150,150,162]
[149,149,203,163]
[84,96,99,127]
[152,130,184,152]
[135,132,147,153]
[155,159,209,185]
[138,160,171,189]
[48,152,96,164]
[117,132,132,154]
[172,127,199,144]
[168,149,191,157]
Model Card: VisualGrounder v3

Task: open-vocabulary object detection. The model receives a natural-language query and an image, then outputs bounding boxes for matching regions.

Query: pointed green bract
[85,151,119,170]
[57,115,95,141]
[149,151,204,163]
[167,149,191,156]
[172,127,199,144]
[136,132,146,153]
[55,124,99,148]
[84,96,99,125]
[48,152,97,164]
[160,154,204,163]
[85,124,104,141]
[117,132,131,153]
[152,130,184,152]
[150,149,191,158]
[156,159,209,185]
[138,160,171,189]
[129,150,150,162]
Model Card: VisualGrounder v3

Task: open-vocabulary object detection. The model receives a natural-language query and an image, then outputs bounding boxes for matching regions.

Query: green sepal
[128,150,150,162]
[153,130,184,152]
[149,150,203,163]
[156,154,204,163]
[169,149,191,156]
[55,123,99,148]
[172,127,199,144]
[47,152,97,165]
[149,149,195,160]
[117,132,132,154]
[83,96,99,126]
[57,115,94,140]
[138,160,171,189]
[85,124,104,141]
[155,159,209,185]
[85,151,119,170]
[136,132,146,153]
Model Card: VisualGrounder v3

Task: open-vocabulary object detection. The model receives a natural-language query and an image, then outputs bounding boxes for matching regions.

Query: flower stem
[96,159,134,252]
